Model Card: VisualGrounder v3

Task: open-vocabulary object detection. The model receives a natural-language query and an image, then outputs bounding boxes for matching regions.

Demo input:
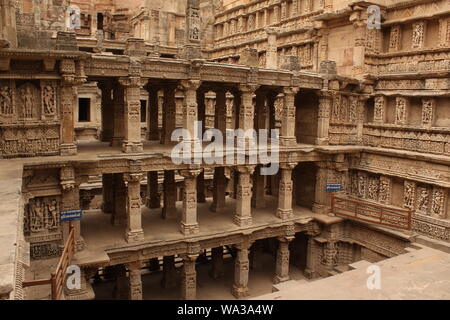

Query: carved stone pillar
[277,163,296,219]
[180,80,201,150]
[161,256,177,289]
[180,253,198,300]
[266,28,278,69]
[197,170,206,203]
[355,96,367,144]
[112,83,125,147]
[180,169,201,235]
[234,166,255,227]
[280,87,298,147]
[112,173,127,226]
[0,0,17,48]
[60,166,84,250]
[252,166,266,209]
[373,96,385,124]
[119,76,143,153]
[273,236,294,283]
[421,98,435,128]
[162,170,177,219]
[211,167,226,212]
[147,87,159,140]
[313,162,330,215]
[232,242,252,299]
[102,174,114,214]
[323,240,338,272]
[60,61,79,155]
[127,261,143,300]
[161,85,176,145]
[304,236,319,279]
[238,84,258,149]
[316,91,332,145]
[210,246,224,279]
[351,19,366,77]
[124,173,144,243]
[215,88,227,135]
[146,171,160,208]
[389,25,401,52]
[395,96,408,125]
[98,81,114,142]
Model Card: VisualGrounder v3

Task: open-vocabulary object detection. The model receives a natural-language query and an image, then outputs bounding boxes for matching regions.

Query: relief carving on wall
[431,188,446,219]
[403,181,416,210]
[412,21,425,49]
[0,80,15,117]
[416,186,430,214]
[395,97,408,125]
[378,176,391,204]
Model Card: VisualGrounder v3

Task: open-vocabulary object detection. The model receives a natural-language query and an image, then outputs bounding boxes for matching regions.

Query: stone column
[355,96,367,145]
[277,163,296,219]
[266,28,277,69]
[351,18,367,77]
[210,246,224,279]
[119,76,143,153]
[147,87,159,140]
[124,173,144,243]
[102,173,114,214]
[60,60,79,155]
[304,235,319,279]
[161,85,176,145]
[162,170,177,219]
[112,173,127,226]
[112,83,125,148]
[146,171,160,208]
[421,98,435,128]
[273,236,294,283]
[197,90,206,133]
[197,170,206,203]
[0,0,17,48]
[180,80,201,150]
[280,87,298,147]
[232,242,252,298]
[313,162,330,215]
[60,166,84,250]
[215,88,227,135]
[180,169,201,235]
[180,254,198,300]
[252,166,265,209]
[161,256,177,289]
[127,261,143,300]
[316,91,332,145]
[234,166,255,227]
[98,81,114,143]
[211,167,226,212]
[238,85,258,149]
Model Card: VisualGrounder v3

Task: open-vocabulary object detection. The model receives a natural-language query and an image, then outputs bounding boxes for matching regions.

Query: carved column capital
[180,79,201,91]
[236,165,255,175]
[239,83,259,94]
[280,162,297,170]
[179,169,201,179]
[124,172,144,183]
[118,76,145,88]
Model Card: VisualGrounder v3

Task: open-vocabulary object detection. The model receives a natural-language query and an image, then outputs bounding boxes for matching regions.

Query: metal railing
[22,223,75,300]
[331,195,411,231]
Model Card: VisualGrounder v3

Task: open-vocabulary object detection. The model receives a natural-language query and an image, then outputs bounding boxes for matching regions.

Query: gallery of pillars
[102,233,308,300]
[95,76,304,153]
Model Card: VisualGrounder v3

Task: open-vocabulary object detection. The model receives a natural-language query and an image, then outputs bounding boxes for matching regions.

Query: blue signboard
[326,183,342,192]
[60,209,83,222]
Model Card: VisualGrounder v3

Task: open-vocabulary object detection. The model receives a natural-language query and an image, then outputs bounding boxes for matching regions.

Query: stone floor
[74,195,316,266]
[254,244,450,300]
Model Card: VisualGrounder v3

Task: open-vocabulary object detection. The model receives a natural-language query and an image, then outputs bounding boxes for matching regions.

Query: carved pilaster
[280,87,299,147]
[316,91,332,145]
[180,253,198,300]
[277,162,296,219]
[124,172,144,243]
[126,261,143,300]
[273,236,294,284]
[234,166,255,227]
[179,169,201,235]
[232,241,252,299]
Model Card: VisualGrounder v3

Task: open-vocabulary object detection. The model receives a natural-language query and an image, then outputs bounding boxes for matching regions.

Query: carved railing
[51,224,75,300]
[331,195,411,231]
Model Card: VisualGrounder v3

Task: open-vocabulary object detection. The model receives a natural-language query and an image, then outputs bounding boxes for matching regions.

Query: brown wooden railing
[22,223,75,300]
[331,195,411,231]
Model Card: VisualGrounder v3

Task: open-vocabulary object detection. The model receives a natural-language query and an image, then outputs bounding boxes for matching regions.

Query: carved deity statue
[379,178,390,203]
[358,175,366,198]
[367,177,379,200]
[0,86,12,115]
[22,86,34,118]
[396,97,407,124]
[43,85,56,115]
[431,189,444,218]
[417,188,429,213]
[404,181,415,209]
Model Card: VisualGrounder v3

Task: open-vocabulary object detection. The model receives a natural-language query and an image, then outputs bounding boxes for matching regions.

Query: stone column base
[179,222,199,235]
[280,136,297,147]
[122,141,143,153]
[276,208,293,220]
[315,138,329,146]
[304,268,318,279]
[273,275,290,284]
[60,143,77,156]
[126,229,144,243]
[232,285,249,299]
[233,216,252,227]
